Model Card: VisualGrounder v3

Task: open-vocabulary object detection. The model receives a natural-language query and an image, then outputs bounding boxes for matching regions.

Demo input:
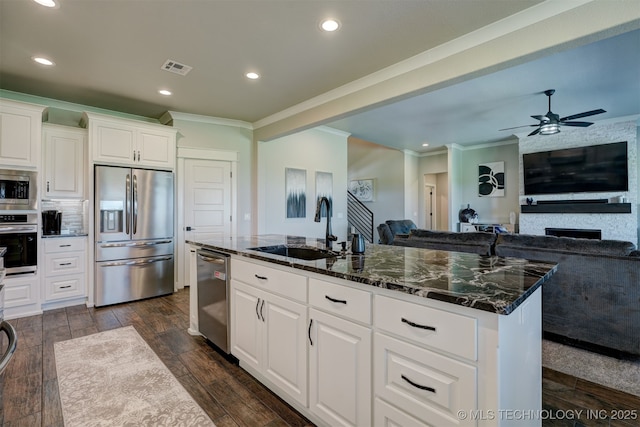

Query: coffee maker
[42,210,62,235]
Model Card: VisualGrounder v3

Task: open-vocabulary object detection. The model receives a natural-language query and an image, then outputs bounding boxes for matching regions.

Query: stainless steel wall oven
[0,213,37,276]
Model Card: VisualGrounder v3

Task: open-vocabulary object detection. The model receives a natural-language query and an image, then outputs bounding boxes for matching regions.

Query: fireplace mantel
[521,202,631,214]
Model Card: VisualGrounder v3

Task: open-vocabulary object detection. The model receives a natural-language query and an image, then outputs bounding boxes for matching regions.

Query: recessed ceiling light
[33,0,57,7]
[320,19,340,32]
[32,56,55,66]
[158,89,172,96]
[246,72,260,80]
[422,143,429,147]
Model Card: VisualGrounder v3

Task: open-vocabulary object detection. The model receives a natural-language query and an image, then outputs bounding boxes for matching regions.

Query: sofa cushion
[495,234,635,257]
[377,223,395,245]
[386,219,417,236]
[393,229,497,256]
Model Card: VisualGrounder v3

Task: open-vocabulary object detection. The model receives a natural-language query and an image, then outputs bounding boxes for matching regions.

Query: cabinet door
[0,101,43,168]
[137,129,175,169]
[309,308,372,427]
[230,279,262,371]
[43,126,86,198]
[263,292,308,406]
[92,120,136,165]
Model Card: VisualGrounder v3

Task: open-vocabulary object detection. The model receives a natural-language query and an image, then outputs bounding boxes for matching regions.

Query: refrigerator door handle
[125,174,131,235]
[99,256,173,267]
[99,240,172,248]
[133,173,138,235]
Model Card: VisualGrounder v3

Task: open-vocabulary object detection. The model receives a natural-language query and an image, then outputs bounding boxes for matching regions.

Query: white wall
[455,141,520,226]
[419,150,449,230]
[347,136,405,228]
[169,115,254,236]
[258,127,349,242]
[518,120,638,244]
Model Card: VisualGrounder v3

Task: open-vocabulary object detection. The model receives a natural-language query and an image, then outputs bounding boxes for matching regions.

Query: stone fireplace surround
[518,119,638,246]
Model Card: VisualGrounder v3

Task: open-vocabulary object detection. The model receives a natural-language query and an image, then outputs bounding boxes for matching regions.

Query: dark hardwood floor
[1,288,638,427]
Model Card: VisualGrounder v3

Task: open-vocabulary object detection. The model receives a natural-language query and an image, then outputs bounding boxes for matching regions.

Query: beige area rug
[54,326,215,427]
[542,339,640,396]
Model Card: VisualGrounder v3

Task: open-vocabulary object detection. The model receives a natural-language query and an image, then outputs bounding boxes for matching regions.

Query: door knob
[186,226,195,231]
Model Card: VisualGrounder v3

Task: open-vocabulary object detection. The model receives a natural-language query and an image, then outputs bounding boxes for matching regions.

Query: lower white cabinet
[308,308,372,427]
[226,255,542,427]
[3,274,40,319]
[43,237,87,303]
[230,278,308,406]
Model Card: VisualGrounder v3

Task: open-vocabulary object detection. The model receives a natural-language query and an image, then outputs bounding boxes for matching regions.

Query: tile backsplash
[41,199,88,234]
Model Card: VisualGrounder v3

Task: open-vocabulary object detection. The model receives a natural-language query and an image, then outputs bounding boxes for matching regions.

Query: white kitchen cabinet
[0,99,45,169]
[230,261,308,407]
[83,112,176,169]
[43,236,87,304]
[308,308,372,427]
[42,124,86,199]
[3,274,40,319]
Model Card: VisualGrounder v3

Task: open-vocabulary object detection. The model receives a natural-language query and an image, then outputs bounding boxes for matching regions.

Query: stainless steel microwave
[0,170,37,210]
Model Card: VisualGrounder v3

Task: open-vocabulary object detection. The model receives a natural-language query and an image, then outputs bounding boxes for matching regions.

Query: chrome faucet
[314,196,337,250]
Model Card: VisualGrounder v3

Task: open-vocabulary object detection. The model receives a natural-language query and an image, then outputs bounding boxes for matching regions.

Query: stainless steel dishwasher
[196,249,231,354]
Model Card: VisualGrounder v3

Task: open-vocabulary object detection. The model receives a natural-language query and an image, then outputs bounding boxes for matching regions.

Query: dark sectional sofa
[389,228,640,358]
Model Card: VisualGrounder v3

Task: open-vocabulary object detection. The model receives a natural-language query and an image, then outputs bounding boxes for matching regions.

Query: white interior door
[184,159,232,242]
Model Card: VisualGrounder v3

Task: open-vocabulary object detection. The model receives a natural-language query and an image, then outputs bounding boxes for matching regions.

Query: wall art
[349,179,374,202]
[478,161,505,197]
[315,171,333,218]
[285,167,306,218]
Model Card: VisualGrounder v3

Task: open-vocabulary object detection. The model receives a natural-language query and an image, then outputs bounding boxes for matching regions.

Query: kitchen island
[188,235,557,427]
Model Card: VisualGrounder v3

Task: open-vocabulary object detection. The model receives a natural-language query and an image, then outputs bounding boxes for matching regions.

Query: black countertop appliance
[42,210,62,235]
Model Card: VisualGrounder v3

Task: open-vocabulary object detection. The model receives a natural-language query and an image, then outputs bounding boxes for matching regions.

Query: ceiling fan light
[539,123,560,135]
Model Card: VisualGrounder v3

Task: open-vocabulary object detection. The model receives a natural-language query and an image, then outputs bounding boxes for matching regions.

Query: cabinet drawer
[44,237,86,253]
[374,333,476,426]
[45,252,85,276]
[4,277,39,308]
[374,295,477,360]
[45,274,85,301]
[374,398,431,427]
[232,258,307,303]
[309,278,371,324]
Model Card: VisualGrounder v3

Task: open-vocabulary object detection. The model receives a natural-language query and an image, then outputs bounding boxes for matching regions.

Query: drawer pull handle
[60,285,72,289]
[401,317,436,331]
[255,274,268,280]
[401,374,436,393]
[308,319,313,346]
[325,295,347,305]
[59,263,72,266]
[60,244,71,247]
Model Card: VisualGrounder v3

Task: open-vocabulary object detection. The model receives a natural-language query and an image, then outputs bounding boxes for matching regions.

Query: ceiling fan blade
[560,109,606,121]
[498,124,538,131]
[528,128,541,136]
[560,121,594,127]
[530,115,548,122]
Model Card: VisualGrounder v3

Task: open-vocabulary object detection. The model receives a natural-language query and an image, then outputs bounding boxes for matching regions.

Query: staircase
[347,190,375,243]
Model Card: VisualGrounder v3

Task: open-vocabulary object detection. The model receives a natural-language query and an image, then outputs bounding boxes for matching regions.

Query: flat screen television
[523,141,628,196]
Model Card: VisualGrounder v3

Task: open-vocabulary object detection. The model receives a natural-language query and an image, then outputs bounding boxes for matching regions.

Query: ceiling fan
[499,89,606,136]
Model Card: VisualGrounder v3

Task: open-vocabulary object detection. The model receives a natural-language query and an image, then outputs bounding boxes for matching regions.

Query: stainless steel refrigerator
[94,166,174,307]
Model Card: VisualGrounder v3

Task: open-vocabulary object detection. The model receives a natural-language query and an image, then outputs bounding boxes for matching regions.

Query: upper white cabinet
[82,112,176,169]
[0,99,45,169]
[42,124,87,199]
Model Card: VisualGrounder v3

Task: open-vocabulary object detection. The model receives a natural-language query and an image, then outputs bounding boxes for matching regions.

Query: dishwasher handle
[197,253,226,264]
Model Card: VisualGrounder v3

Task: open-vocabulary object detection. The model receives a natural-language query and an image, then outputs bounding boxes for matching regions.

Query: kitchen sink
[248,245,337,261]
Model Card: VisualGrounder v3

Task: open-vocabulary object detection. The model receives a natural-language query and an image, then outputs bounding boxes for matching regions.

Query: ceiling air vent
[161,60,192,76]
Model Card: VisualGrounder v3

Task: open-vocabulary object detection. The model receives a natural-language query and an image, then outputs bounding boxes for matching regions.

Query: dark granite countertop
[187,234,557,315]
